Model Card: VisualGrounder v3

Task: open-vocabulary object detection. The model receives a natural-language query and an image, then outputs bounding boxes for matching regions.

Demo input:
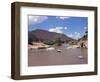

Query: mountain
[28,29,74,44]
[78,30,87,41]
[28,32,38,44]
[77,30,88,48]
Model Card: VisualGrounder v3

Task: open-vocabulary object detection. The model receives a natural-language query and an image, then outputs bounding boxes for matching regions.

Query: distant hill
[28,29,74,44]
[77,30,88,48]
[78,30,87,41]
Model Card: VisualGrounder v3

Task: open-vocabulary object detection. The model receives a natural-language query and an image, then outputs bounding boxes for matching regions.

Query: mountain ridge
[28,29,75,44]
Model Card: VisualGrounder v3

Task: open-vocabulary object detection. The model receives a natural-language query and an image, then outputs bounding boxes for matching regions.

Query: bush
[44,40,56,45]
[55,38,62,46]
[44,38,63,46]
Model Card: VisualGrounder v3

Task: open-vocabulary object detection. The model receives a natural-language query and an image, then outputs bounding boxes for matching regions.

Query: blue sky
[28,15,88,40]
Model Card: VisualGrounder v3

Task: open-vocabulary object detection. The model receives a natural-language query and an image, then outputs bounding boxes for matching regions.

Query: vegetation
[44,40,56,45]
[55,38,63,46]
[28,37,33,45]
[68,41,77,45]
[44,38,64,46]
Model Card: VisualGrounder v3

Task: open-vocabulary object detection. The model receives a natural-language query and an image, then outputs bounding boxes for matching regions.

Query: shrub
[44,40,56,45]
[44,38,63,46]
[55,38,62,46]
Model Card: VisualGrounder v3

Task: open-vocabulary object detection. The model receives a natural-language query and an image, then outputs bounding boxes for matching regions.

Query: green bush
[44,38,63,46]
[44,40,56,45]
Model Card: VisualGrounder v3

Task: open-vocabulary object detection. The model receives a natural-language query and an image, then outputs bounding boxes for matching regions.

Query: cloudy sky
[28,15,88,40]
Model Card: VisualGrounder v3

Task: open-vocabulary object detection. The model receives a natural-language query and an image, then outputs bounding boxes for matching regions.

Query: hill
[28,29,75,44]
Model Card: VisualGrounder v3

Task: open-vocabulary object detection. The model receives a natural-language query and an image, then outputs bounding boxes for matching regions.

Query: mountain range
[28,29,75,44]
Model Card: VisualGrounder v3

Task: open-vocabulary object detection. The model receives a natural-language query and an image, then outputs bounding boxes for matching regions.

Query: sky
[28,15,88,40]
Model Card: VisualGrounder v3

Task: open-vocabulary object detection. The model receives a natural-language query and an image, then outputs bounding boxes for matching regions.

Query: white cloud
[64,27,67,29]
[74,32,81,39]
[49,28,63,34]
[67,32,81,40]
[48,26,68,34]
[49,27,63,34]
[56,27,63,29]
[29,16,48,25]
[84,27,87,30]
[67,34,73,38]
[56,16,71,20]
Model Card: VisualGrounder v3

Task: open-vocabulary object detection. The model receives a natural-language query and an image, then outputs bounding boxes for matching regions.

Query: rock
[46,47,55,50]
[57,49,62,52]
[78,40,88,48]
[78,55,84,59]
[67,45,80,49]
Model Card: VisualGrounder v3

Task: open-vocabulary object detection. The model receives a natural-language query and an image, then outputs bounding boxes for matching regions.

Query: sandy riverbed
[28,45,88,66]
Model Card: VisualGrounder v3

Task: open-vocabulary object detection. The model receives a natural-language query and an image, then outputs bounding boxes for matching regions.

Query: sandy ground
[28,44,88,66]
